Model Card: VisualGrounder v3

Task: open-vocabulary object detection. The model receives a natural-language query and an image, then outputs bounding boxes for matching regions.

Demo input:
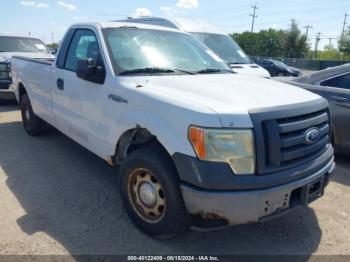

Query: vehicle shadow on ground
[332,155,350,187]
[0,121,321,257]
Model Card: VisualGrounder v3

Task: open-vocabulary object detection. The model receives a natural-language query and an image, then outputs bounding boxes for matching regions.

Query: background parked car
[256,59,302,77]
[47,47,58,55]
[287,64,350,154]
[0,34,54,91]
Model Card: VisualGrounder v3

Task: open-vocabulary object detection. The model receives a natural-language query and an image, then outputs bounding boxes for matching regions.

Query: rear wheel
[20,94,47,136]
[119,145,189,238]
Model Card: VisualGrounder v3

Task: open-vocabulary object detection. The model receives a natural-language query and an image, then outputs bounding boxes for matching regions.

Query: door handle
[329,96,349,103]
[56,78,64,91]
[108,94,128,104]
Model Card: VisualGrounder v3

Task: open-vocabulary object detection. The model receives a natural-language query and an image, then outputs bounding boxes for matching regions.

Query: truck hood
[230,63,271,78]
[133,73,323,127]
[0,52,53,62]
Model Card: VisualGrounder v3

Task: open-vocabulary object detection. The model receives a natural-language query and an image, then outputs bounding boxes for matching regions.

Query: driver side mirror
[76,58,106,84]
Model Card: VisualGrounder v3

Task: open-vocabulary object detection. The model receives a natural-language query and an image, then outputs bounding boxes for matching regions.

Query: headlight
[189,127,255,175]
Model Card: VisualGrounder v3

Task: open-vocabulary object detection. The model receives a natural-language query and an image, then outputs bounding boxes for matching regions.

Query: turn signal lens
[189,127,206,160]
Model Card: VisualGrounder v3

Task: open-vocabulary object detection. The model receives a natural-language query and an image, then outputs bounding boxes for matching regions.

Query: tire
[20,93,47,136]
[277,71,285,76]
[119,144,189,238]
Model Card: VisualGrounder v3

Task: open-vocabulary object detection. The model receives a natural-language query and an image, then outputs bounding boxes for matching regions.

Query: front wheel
[119,145,189,238]
[20,94,47,136]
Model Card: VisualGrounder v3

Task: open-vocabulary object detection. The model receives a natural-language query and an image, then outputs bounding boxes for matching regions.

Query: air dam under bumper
[181,158,335,226]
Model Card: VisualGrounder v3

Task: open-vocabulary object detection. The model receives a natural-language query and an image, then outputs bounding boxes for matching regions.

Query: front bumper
[0,80,16,101]
[0,79,12,90]
[181,158,335,228]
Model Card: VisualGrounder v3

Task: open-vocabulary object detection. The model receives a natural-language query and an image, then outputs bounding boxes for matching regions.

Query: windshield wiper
[120,67,175,75]
[173,68,197,75]
[197,68,236,74]
[119,67,196,76]
[197,68,222,74]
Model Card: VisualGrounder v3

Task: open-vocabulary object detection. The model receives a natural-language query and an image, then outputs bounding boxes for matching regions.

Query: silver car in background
[288,64,350,154]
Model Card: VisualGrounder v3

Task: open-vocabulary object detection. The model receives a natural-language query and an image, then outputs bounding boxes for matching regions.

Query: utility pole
[313,33,321,59]
[290,19,297,28]
[342,12,348,37]
[250,3,258,33]
[304,25,313,40]
[51,32,54,45]
[28,32,31,36]
[328,37,336,47]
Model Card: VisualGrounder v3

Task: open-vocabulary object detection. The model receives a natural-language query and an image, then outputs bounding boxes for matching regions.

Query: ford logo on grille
[304,127,321,144]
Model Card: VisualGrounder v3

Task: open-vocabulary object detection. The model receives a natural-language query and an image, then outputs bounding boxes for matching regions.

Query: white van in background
[118,17,271,78]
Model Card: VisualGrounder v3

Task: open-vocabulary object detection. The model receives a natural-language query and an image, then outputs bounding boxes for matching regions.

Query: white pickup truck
[11,22,335,238]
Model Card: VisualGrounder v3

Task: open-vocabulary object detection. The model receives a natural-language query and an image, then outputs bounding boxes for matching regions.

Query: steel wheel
[20,94,47,136]
[128,168,166,224]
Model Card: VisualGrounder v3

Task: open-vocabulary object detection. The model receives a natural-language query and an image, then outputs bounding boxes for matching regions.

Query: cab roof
[70,21,187,34]
[117,17,228,35]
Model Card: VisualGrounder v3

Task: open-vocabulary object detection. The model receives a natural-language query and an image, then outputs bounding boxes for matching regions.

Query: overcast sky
[1,0,349,50]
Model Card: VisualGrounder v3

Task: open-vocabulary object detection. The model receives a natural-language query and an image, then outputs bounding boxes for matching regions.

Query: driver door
[52,28,109,157]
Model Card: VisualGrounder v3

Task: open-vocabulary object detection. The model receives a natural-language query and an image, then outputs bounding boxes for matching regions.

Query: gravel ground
[0,103,349,256]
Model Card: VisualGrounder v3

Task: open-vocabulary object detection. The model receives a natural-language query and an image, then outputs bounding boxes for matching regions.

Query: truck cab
[118,17,271,78]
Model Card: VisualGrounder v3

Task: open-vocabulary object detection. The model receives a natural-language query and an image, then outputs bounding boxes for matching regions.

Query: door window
[64,29,100,71]
[321,73,350,89]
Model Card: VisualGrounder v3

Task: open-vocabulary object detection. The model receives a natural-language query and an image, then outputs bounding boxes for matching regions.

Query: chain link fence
[251,57,349,70]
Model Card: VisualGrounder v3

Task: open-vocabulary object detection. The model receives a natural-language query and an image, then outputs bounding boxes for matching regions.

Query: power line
[342,12,348,37]
[249,3,258,32]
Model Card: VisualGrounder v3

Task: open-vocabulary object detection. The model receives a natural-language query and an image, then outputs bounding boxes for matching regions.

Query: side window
[64,29,100,71]
[321,73,350,89]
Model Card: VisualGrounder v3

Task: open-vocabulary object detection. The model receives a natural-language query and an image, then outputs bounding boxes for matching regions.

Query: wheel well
[18,83,27,101]
[114,127,168,164]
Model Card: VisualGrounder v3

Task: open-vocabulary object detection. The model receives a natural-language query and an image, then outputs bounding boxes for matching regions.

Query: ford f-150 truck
[11,22,335,238]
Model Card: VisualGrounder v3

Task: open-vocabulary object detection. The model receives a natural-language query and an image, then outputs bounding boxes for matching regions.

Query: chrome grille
[270,109,329,166]
[250,101,331,175]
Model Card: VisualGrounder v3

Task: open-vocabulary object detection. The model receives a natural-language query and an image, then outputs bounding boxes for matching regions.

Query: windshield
[0,36,48,53]
[103,28,229,75]
[191,33,251,65]
[272,60,288,67]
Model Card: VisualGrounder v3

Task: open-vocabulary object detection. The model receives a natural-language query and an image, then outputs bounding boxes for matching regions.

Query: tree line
[231,20,350,60]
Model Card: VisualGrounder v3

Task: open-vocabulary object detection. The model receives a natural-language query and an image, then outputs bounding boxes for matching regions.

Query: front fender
[107,109,196,158]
